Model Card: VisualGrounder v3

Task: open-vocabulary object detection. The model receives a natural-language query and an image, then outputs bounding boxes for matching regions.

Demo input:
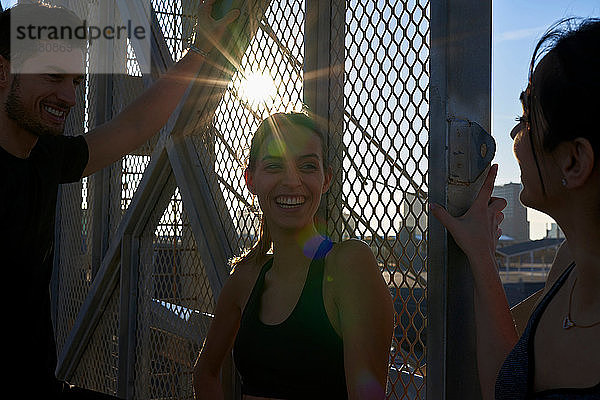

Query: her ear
[244,168,257,195]
[559,138,595,189]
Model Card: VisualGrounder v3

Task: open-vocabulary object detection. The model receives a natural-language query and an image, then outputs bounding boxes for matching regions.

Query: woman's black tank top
[233,239,347,399]
[496,262,600,399]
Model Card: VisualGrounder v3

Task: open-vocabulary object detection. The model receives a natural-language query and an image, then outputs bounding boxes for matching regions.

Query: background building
[545,222,565,239]
[493,182,529,242]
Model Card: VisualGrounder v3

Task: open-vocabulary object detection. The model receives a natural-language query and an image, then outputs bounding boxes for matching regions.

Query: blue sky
[0,0,15,9]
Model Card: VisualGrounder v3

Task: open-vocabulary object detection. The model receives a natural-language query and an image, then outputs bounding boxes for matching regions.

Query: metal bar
[115,4,177,394]
[166,135,234,294]
[304,0,346,241]
[147,4,176,79]
[117,233,132,399]
[215,173,256,211]
[428,0,491,398]
[117,232,143,398]
[115,0,152,75]
[427,0,449,391]
[90,1,116,278]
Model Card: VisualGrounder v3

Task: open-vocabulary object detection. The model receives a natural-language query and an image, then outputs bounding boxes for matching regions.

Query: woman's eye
[265,163,282,170]
[300,163,317,171]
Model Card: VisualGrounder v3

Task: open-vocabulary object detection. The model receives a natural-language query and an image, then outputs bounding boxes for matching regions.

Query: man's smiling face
[5,44,84,137]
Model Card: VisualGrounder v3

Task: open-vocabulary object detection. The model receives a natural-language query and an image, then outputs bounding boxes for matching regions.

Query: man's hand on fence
[194,0,240,56]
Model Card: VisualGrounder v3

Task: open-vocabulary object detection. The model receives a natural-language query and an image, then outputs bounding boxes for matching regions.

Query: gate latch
[447,118,496,216]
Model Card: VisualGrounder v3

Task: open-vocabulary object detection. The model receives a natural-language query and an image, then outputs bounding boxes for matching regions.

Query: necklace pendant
[563,315,575,329]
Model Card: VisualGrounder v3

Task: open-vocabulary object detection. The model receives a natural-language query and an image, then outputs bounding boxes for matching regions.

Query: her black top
[496,262,600,399]
[233,239,347,399]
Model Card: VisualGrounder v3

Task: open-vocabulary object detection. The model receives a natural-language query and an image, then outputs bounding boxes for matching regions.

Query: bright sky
[0,0,15,10]
[493,0,600,238]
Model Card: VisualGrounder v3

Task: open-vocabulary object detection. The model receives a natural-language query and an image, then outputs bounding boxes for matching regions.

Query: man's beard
[4,75,66,137]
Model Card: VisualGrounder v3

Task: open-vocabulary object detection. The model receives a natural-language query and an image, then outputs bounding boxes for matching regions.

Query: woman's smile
[274,195,307,209]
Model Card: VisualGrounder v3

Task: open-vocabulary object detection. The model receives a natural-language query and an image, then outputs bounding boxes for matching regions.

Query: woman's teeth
[276,196,305,208]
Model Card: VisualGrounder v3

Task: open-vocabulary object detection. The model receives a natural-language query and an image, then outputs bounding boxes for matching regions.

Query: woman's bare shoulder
[223,256,271,309]
[327,238,376,268]
[329,238,374,259]
[325,239,383,289]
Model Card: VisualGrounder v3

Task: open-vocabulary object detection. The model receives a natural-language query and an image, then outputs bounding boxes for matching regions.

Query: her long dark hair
[230,112,328,269]
[525,18,600,194]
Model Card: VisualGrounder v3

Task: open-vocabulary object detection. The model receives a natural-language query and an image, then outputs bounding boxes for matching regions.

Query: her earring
[561,177,568,187]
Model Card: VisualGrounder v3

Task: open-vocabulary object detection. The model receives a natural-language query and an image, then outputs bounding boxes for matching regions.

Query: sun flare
[239,71,276,106]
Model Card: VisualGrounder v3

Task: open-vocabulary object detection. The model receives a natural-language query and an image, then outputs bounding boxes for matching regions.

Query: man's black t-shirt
[0,134,88,390]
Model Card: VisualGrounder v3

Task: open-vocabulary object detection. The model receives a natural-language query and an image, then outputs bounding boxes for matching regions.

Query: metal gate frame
[428,0,491,399]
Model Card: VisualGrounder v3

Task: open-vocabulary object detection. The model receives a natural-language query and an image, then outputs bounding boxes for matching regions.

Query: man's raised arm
[82,0,239,177]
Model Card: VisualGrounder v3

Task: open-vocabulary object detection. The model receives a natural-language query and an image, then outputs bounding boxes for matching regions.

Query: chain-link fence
[338,2,429,397]
[52,1,435,399]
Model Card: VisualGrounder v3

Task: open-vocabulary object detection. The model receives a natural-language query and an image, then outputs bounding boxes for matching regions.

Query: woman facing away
[431,18,600,400]
[193,112,394,399]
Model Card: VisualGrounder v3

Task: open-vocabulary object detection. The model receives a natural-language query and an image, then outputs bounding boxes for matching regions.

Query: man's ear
[558,137,595,189]
[244,168,257,195]
[0,56,10,88]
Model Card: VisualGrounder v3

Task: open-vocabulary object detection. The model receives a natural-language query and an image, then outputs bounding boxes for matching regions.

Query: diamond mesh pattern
[54,0,99,354]
[55,81,94,352]
[339,1,429,398]
[108,7,157,235]
[133,184,215,399]
[68,282,121,396]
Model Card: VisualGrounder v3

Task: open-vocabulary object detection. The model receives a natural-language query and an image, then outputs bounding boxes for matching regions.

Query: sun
[238,71,276,106]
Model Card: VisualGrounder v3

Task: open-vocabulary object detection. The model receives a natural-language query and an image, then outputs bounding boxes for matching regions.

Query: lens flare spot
[239,71,276,106]
[266,138,286,158]
[357,370,385,398]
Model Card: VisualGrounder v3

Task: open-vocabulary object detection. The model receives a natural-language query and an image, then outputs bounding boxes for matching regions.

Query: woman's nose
[281,164,301,186]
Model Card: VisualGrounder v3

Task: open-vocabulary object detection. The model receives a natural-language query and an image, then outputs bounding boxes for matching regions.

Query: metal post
[90,1,115,277]
[429,0,491,398]
[304,0,345,241]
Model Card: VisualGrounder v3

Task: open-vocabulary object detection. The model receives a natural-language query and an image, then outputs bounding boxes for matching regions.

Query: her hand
[195,0,241,54]
[430,164,507,261]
